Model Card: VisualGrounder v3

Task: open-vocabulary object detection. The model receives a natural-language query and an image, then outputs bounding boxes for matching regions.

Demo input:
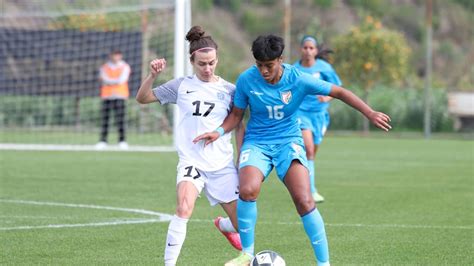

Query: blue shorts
[238,138,308,182]
[297,110,330,145]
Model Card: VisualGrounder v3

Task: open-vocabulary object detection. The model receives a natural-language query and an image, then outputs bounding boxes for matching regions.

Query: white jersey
[153,75,236,171]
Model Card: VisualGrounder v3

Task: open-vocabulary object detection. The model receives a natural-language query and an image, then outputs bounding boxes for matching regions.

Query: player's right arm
[136,58,166,104]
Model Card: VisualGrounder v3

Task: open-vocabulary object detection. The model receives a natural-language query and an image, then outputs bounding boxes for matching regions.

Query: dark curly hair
[251,34,285,61]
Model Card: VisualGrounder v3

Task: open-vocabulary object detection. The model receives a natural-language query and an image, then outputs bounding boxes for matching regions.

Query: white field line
[190,219,473,231]
[0,143,175,152]
[1,199,471,231]
[0,219,161,231]
[0,199,173,220]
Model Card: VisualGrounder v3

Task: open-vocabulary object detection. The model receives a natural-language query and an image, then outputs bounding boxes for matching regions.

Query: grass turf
[1,136,472,265]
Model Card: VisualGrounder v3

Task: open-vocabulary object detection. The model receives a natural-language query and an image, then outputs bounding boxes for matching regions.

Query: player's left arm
[329,85,392,131]
[193,106,245,146]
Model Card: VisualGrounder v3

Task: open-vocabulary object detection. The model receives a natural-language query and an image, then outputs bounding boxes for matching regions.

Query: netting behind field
[0,0,176,146]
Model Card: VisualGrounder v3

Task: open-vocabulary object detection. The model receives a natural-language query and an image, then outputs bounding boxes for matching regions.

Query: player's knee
[238,185,259,201]
[176,199,194,218]
[295,195,315,215]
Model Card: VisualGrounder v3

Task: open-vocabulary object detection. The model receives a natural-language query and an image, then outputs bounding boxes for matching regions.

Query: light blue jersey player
[194,34,392,266]
[294,35,342,203]
[235,63,331,181]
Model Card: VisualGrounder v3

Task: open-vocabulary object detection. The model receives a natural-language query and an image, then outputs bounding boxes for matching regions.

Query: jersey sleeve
[222,81,236,111]
[233,75,249,110]
[297,72,332,96]
[321,68,342,86]
[152,77,184,104]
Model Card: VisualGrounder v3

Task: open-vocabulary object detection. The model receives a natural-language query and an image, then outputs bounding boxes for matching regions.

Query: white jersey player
[136,26,244,266]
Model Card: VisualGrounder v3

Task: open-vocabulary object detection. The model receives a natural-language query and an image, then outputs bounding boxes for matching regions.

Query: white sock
[218,217,237,233]
[164,215,188,266]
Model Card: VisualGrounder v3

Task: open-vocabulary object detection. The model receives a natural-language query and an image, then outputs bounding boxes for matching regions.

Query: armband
[215,127,225,137]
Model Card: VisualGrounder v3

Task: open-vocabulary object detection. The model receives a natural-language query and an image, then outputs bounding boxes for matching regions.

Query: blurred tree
[50,12,141,31]
[312,0,333,9]
[333,16,411,132]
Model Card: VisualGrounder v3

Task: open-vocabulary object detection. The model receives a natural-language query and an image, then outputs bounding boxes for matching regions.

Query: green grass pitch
[1,136,472,265]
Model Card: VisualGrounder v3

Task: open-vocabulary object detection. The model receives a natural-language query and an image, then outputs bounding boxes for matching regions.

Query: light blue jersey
[234,63,332,144]
[294,59,341,112]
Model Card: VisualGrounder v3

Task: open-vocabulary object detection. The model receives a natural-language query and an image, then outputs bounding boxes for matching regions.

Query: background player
[96,49,131,150]
[194,34,391,266]
[294,35,342,203]
[136,26,244,266]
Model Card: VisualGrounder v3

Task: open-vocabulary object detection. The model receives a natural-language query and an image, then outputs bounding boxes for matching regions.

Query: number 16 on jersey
[266,105,284,120]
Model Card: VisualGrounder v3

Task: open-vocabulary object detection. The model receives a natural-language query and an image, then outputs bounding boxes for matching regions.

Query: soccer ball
[251,250,286,266]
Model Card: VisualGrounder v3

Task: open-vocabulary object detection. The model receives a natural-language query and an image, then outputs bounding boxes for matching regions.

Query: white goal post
[0,0,192,151]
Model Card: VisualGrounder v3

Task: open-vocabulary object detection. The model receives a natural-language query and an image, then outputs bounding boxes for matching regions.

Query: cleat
[214,217,242,250]
[312,192,325,203]
[224,252,253,266]
[118,141,129,150]
[95,141,107,150]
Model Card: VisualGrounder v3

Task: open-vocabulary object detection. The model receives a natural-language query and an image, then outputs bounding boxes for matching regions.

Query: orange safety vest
[100,63,130,99]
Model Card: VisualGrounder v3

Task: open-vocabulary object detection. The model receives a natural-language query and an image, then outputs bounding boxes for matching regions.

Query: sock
[237,197,257,255]
[301,208,329,265]
[219,217,237,233]
[308,159,316,194]
[164,215,188,266]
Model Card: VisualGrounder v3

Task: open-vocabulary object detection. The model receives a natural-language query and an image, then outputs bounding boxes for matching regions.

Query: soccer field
[1,137,473,265]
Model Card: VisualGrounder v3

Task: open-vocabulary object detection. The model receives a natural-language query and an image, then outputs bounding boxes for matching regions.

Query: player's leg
[205,162,241,250]
[114,99,127,145]
[164,165,203,266]
[237,165,264,253]
[226,145,271,266]
[301,129,316,193]
[284,161,329,266]
[225,166,263,266]
[311,111,328,203]
[219,200,238,231]
[217,200,242,250]
[97,100,111,148]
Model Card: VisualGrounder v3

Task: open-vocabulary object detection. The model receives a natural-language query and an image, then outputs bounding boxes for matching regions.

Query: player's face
[192,50,218,82]
[110,53,123,63]
[300,41,318,61]
[256,57,283,84]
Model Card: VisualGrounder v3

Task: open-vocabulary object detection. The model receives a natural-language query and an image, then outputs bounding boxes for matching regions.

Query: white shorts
[176,161,239,206]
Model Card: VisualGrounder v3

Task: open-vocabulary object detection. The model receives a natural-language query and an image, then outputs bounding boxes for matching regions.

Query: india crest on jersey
[280,91,292,104]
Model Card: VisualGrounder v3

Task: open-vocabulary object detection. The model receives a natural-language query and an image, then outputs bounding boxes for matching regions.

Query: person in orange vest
[95,49,131,150]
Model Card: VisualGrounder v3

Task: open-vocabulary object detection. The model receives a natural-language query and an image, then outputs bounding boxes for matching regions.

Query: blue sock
[301,208,329,264]
[237,197,257,255]
[308,159,316,194]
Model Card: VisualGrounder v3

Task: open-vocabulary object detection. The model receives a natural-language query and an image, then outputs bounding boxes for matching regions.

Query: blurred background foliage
[192,0,473,132]
[194,0,473,92]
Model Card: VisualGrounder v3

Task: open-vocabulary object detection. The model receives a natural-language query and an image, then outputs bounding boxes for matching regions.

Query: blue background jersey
[234,63,332,144]
[294,59,341,112]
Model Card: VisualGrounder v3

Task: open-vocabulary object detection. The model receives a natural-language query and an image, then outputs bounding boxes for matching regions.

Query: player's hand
[368,111,392,131]
[193,131,220,146]
[317,95,332,103]
[150,58,166,77]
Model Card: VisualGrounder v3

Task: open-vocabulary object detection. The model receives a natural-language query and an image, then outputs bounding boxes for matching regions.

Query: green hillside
[194,0,473,91]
